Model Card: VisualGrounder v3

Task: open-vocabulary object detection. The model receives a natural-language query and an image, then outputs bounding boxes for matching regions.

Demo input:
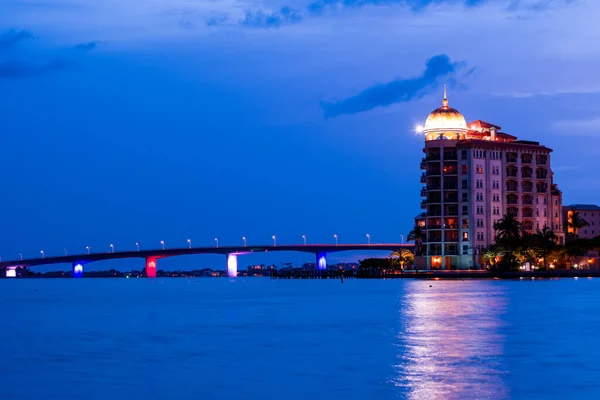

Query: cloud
[320,54,470,118]
[552,118,600,134]
[0,36,99,79]
[205,0,572,28]
[0,29,34,51]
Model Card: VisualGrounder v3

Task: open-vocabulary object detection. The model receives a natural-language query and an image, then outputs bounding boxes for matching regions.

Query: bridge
[0,243,413,278]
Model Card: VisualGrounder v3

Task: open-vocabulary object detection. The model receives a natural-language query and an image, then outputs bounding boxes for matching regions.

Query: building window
[492,166,499,175]
[544,209,547,217]
[462,179,468,189]
[476,193,483,201]
[463,245,468,254]
[476,165,483,174]
[477,205,483,214]
[492,180,499,189]
[462,193,468,202]
[477,232,484,241]
[493,193,499,202]
[462,218,469,228]
[476,180,483,189]
[462,205,468,214]
[463,232,469,241]
[461,150,467,160]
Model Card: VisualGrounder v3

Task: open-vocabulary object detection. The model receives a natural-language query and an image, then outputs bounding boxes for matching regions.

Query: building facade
[563,204,600,239]
[417,89,564,269]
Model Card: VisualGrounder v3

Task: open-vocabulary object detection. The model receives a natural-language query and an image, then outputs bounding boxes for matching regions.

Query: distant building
[417,88,564,270]
[562,204,600,239]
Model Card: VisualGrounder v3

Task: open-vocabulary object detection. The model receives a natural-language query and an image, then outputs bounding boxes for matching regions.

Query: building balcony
[427,155,441,161]
[420,174,427,183]
[443,152,457,161]
[427,184,441,190]
[522,187,533,193]
[420,188,427,197]
[421,200,427,209]
[522,198,533,205]
[521,156,533,164]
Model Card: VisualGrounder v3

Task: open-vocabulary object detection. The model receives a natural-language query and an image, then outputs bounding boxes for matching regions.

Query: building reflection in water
[391,282,508,400]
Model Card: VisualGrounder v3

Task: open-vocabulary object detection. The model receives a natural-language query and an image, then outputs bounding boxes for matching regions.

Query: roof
[468,120,501,130]
[456,138,552,152]
[566,204,600,211]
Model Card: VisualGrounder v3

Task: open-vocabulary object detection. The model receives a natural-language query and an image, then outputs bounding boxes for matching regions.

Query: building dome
[422,87,468,140]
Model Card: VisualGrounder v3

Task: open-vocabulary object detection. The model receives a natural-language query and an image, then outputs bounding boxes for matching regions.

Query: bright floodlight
[415,124,424,133]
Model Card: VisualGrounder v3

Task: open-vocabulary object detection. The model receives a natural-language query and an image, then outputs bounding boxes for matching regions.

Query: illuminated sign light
[6,268,16,278]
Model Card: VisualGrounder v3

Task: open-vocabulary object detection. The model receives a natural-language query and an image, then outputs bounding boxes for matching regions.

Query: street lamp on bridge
[334,234,338,246]
[160,240,164,250]
[366,234,370,245]
[136,242,139,251]
[214,238,219,248]
[400,234,404,244]
[110,244,114,253]
[19,253,22,261]
[272,235,276,246]
[86,246,91,255]
[40,250,44,259]
[302,235,306,245]
[64,249,68,256]
[242,237,246,247]
[187,239,192,249]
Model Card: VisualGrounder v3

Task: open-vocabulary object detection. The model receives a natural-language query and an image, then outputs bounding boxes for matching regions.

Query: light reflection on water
[392,283,508,400]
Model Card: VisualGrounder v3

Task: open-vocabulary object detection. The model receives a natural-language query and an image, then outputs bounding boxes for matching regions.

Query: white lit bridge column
[316,252,327,270]
[227,254,238,278]
[5,266,17,278]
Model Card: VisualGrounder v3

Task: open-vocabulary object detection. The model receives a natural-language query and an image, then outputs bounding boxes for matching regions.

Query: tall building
[416,88,564,269]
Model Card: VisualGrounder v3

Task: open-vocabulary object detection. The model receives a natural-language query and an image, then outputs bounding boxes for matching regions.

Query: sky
[0,0,599,271]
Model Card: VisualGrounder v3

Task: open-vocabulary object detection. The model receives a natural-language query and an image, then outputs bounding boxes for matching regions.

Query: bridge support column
[226,254,238,278]
[316,252,327,270]
[5,266,17,278]
[146,257,157,278]
[72,262,84,278]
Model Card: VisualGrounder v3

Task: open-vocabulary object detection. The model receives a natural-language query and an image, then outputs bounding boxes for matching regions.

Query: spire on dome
[442,84,448,108]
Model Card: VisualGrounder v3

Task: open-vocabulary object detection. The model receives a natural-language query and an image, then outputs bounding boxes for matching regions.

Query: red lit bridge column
[146,257,157,278]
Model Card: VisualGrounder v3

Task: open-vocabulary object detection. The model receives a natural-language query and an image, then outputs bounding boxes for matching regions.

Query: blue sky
[0,0,598,271]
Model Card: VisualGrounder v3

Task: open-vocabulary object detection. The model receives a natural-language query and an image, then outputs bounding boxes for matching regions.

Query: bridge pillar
[5,266,17,278]
[146,257,157,278]
[316,252,327,270]
[226,254,238,278]
[72,262,84,278]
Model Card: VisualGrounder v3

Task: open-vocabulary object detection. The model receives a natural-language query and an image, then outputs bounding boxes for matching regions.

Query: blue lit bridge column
[72,262,84,278]
[226,254,238,278]
[316,252,327,270]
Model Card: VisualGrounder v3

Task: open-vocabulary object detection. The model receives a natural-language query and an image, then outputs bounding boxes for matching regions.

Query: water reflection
[392,282,508,400]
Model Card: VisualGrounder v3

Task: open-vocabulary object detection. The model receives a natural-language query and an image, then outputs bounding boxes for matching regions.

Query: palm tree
[407,225,424,256]
[389,248,414,270]
[534,226,558,270]
[568,211,589,239]
[494,213,524,271]
[482,244,503,269]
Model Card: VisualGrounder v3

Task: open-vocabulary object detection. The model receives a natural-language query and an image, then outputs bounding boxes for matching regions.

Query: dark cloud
[321,54,469,118]
[206,0,573,28]
[308,0,485,14]
[0,37,99,79]
[73,41,99,52]
[0,29,34,51]
[240,7,304,28]
[207,7,304,28]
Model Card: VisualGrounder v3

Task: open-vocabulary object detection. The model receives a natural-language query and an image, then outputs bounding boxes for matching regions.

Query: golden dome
[422,86,468,140]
